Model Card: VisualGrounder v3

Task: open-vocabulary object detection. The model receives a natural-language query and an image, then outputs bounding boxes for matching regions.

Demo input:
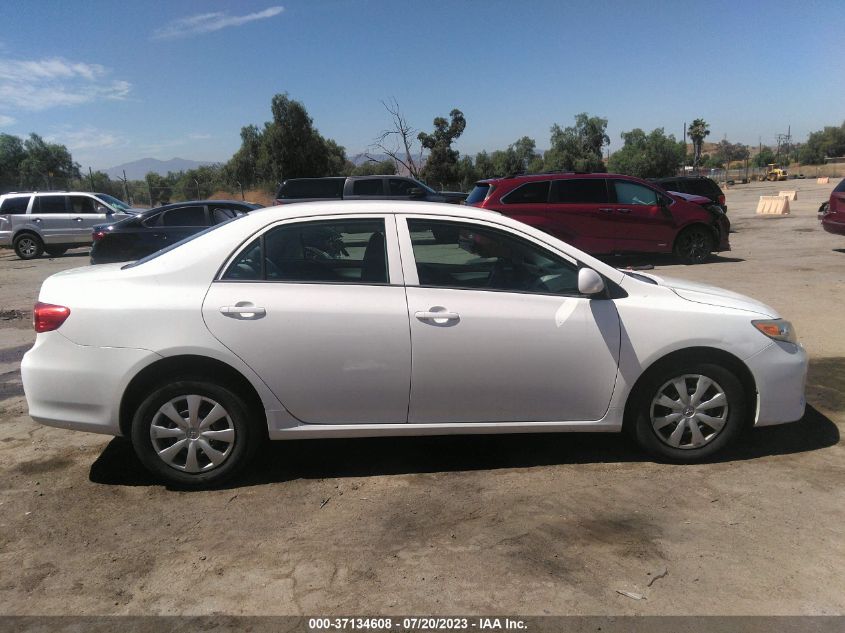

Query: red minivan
[821,178,845,236]
[465,173,730,264]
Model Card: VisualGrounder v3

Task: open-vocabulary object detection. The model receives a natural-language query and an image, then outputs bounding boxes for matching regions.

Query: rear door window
[0,196,31,214]
[551,179,610,203]
[35,195,68,213]
[501,181,550,204]
[351,179,385,196]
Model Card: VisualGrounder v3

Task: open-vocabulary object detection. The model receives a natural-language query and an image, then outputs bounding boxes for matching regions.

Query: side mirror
[578,268,605,296]
[407,187,425,198]
[97,205,112,214]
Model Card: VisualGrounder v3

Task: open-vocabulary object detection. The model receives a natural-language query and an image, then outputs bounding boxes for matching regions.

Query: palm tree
[688,119,710,173]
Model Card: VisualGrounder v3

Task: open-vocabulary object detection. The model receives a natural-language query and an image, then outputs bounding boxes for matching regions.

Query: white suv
[0,191,138,259]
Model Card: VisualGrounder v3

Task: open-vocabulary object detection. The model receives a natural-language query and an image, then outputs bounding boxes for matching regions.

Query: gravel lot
[0,179,842,615]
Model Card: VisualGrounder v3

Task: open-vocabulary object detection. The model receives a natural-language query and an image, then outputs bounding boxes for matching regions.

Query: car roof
[477,172,647,185]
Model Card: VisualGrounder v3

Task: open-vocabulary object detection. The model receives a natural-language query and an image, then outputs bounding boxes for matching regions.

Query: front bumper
[745,340,808,426]
[21,331,159,436]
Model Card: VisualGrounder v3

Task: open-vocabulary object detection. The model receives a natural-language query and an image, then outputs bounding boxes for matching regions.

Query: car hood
[669,191,711,205]
[632,272,779,317]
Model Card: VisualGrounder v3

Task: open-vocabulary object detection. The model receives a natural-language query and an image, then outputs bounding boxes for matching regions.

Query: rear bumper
[745,341,808,426]
[821,213,845,236]
[21,331,159,436]
[0,229,11,246]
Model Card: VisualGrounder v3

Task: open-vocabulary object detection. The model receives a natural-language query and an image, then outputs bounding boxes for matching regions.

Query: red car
[821,179,845,235]
[465,173,730,264]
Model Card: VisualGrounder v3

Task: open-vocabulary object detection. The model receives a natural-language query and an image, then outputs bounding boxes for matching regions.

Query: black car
[90,200,262,264]
[275,176,467,204]
[651,176,727,213]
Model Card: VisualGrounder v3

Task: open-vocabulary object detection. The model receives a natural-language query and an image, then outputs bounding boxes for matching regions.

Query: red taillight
[718,194,726,205]
[33,302,70,333]
[92,230,106,241]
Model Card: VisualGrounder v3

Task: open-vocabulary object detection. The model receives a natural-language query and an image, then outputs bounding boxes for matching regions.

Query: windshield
[97,194,133,212]
[122,213,246,269]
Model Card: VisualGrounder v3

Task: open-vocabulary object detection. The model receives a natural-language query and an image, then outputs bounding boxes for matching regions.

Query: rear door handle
[599,207,614,213]
[415,310,460,321]
[73,217,84,222]
[220,304,266,319]
[616,208,632,214]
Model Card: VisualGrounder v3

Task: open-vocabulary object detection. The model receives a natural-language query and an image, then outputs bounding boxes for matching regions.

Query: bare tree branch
[367,97,423,179]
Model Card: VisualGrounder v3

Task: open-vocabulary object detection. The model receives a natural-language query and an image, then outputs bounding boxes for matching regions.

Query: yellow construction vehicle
[765,164,788,181]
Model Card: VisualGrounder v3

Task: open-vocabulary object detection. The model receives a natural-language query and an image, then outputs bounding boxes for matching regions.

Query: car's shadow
[89,405,839,490]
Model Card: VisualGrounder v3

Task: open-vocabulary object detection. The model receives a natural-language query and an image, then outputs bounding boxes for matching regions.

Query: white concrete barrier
[756,196,791,215]
[778,190,797,200]
[817,177,830,184]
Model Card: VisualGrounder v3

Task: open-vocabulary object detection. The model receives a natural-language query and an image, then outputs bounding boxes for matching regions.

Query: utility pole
[88,166,95,191]
[147,179,154,208]
[121,169,130,203]
[236,181,244,200]
[683,122,687,171]
[194,178,200,199]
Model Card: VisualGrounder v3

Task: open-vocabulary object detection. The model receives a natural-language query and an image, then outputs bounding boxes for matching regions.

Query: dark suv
[275,176,467,205]
[651,176,727,213]
[466,172,730,264]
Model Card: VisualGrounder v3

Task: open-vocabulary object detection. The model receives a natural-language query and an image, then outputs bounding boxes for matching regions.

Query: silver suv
[0,191,139,259]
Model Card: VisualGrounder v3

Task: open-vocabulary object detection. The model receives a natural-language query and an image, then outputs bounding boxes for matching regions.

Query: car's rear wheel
[632,362,746,462]
[44,246,68,257]
[13,233,43,260]
[673,225,713,264]
[130,379,260,487]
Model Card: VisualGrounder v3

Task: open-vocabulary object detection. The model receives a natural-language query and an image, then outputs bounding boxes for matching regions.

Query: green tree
[687,118,710,171]
[607,128,686,178]
[490,148,523,177]
[456,155,478,191]
[543,113,609,172]
[711,140,749,168]
[18,133,79,189]
[473,151,495,179]
[0,133,26,192]
[146,172,174,205]
[796,121,845,165]
[511,136,537,170]
[418,108,466,188]
[353,159,397,176]
[753,147,776,168]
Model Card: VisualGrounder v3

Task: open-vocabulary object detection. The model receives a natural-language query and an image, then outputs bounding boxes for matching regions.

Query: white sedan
[22,201,807,487]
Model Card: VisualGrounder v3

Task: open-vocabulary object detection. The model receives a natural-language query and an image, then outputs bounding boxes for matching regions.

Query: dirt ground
[0,179,843,616]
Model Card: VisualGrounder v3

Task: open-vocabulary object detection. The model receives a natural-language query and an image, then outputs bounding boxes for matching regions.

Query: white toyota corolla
[22,201,807,486]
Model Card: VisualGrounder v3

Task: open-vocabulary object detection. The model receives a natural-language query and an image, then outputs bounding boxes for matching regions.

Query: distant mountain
[103,157,215,180]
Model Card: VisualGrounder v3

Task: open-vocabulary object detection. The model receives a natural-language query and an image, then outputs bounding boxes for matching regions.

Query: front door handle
[415,310,460,322]
[598,207,614,213]
[616,208,632,214]
[73,217,84,222]
[220,304,266,319]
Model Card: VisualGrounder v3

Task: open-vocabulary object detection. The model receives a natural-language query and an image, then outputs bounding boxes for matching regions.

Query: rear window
[688,179,722,197]
[834,179,845,193]
[276,179,344,200]
[0,196,31,214]
[465,184,491,205]
[501,181,550,204]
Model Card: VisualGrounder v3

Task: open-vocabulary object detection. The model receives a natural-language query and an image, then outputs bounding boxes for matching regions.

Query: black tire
[44,246,68,257]
[631,362,746,462]
[13,233,43,260]
[673,225,713,264]
[130,379,261,488]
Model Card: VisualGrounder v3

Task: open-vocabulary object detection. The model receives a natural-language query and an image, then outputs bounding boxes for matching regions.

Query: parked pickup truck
[274,176,468,205]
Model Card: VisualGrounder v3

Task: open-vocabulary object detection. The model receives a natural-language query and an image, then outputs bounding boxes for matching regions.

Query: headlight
[752,319,797,344]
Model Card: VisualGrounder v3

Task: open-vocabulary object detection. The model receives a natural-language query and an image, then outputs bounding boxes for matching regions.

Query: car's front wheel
[14,233,43,260]
[674,226,713,264]
[131,380,260,487]
[631,362,746,462]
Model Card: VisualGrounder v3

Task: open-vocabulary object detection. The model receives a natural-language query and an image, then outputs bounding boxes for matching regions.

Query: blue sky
[0,0,842,170]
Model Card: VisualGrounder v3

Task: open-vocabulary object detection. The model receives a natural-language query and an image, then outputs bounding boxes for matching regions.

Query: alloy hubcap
[149,395,235,473]
[650,374,728,449]
[20,239,36,256]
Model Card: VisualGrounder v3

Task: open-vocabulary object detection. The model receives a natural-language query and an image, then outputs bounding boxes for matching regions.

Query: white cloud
[0,114,14,126]
[0,58,131,112]
[47,127,123,151]
[153,5,284,39]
